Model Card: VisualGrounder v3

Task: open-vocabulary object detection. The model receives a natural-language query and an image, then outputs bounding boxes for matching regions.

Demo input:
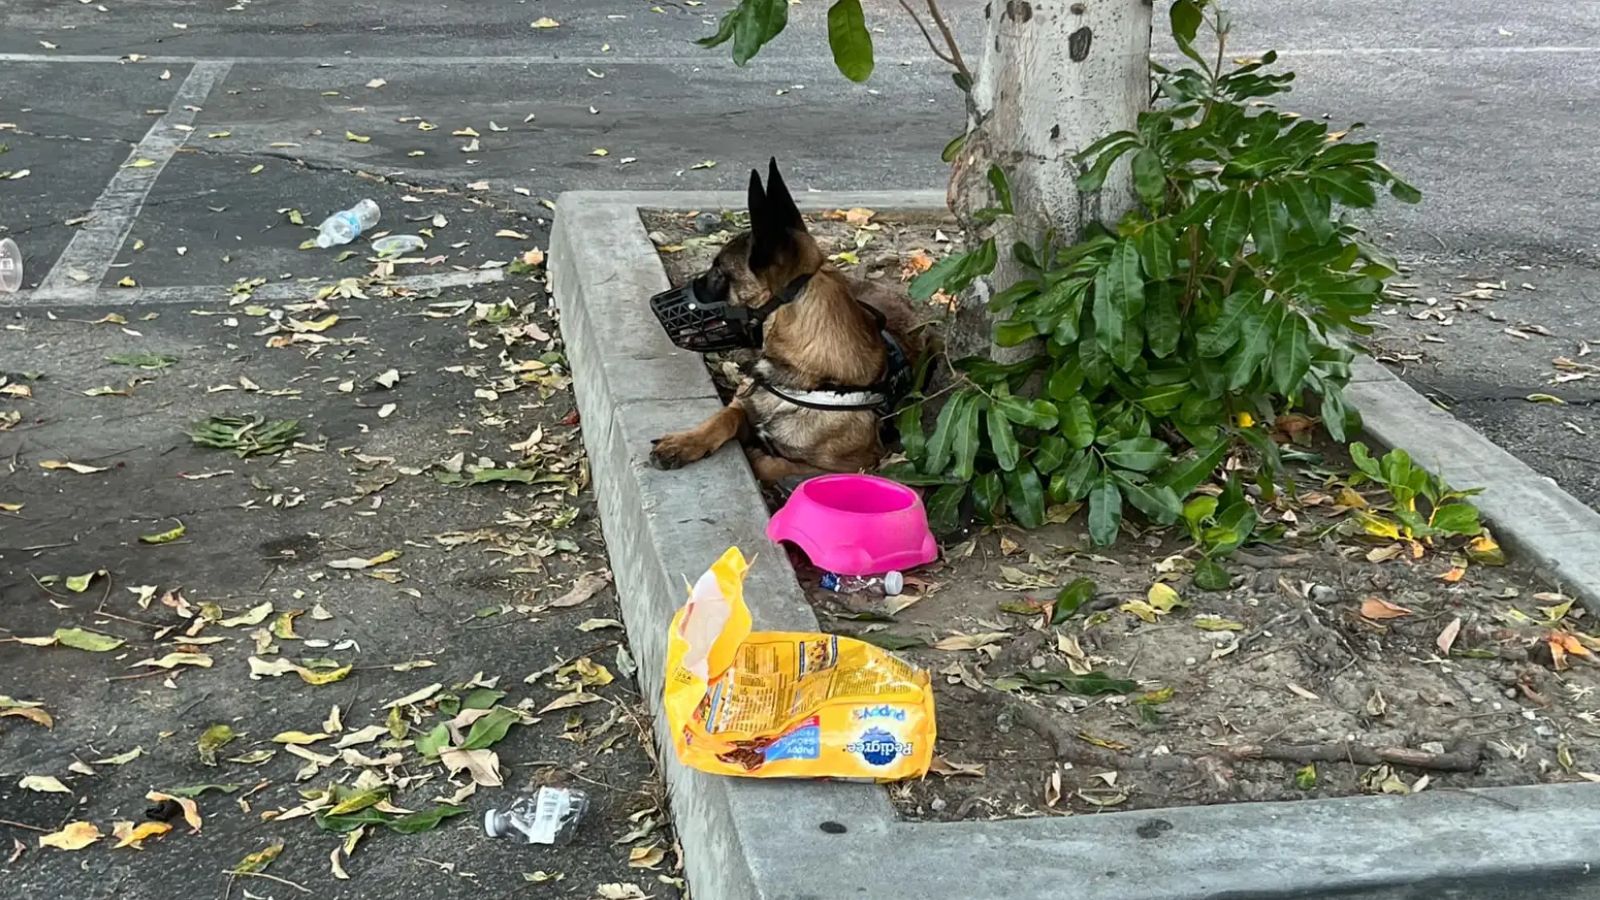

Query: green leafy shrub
[888,1,1421,544]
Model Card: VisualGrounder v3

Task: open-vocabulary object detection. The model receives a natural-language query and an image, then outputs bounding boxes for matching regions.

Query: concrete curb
[551,190,1600,900]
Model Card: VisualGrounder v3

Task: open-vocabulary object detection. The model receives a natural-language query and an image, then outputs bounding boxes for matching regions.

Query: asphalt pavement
[1,0,1599,894]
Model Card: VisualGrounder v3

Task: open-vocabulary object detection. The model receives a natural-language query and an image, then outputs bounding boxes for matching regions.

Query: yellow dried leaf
[112,820,170,849]
[1358,513,1402,540]
[931,631,1011,651]
[125,158,157,169]
[39,821,101,850]
[1436,617,1462,655]
[272,730,329,745]
[345,131,371,143]
[1119,600,1160,624]
[117,276,137,288]
[530,16,560,27]
[843,207,875,227]
[299,664,352,686]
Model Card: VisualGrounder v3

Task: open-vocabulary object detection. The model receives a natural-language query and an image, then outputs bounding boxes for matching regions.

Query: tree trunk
[946,0,1153,360]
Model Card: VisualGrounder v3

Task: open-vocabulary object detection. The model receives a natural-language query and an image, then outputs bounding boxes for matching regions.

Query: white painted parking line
[0,268,506,308]
[31,61,233,303]
[1,47,1599,67]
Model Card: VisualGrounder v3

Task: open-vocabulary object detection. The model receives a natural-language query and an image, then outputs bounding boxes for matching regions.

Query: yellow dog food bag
[663,547,935,780]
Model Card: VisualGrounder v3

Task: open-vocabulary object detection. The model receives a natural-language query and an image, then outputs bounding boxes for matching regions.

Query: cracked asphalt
[1,0,1599,896]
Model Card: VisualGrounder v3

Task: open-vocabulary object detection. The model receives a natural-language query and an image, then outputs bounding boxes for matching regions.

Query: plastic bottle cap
[883,571,904,596]
[483,809,502,837]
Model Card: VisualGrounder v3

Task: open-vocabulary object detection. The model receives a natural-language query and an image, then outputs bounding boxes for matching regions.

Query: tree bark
[946,0,1153,360]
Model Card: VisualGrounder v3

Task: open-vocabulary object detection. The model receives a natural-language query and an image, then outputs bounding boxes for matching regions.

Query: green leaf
[1251,184,1289,262]
[470,468,537,484]
[320,804,468,835]
[461,707,521,750]
[987,165,1013,215]
[925,483,967,534]
[197,723,236,767]
[993,318,1039,347]
[826,0,874,82]
[1430,502,1482,536]
[1102,437,1171,472]
[700,0,790,65]
[923,393,966,473]
[896,403,925,460]
[1145,285,1181,358]
[53,627,124,652]
[941,132,966,163]
[1294,763,1318,790]
[1210,189,1251,259]
[987,403,1020,472]
[1047,362,1084,402]
[1197,288,1259,358]
[1389,178,1422,204]
[1088,477,1122,546]
[996,395,1059,429]
[1052,577,1097,624]
[1282,178,1334,242]
[1225,303,1281,390]
[953,396,983,481]
[1076,139,1139,191]
[1170,0,1203,45]
[971,472,1004,523]
[1194,557,1232,591]
[1004,464,1046,528]
[909,251,967,300]
[1059,396,1096,449]
[1271,311,1313,396]
[416,723,450,759]
[1132,147,1164,207]
[1033,434,1069,474]
[1115,474,1182,525]
[1055,450,1098,503]
[1157,439,1230,497]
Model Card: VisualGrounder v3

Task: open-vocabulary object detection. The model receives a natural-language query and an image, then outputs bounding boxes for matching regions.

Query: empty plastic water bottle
[315,199,380,249]
[0,238,21,293]
[820,570,904,597]
[483,786,588,845]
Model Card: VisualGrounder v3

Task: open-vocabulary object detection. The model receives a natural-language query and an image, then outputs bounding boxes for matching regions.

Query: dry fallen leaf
[530,16,561,28]
[929,756,986,778]
[18,775,71,794]
[549,570,612,608]
[439,748,502,787]
[1436,617,1462,655]
[112,821,171,849]
[1359,596,1411,620]
[39,822,101,851]
[932,631,1011,651]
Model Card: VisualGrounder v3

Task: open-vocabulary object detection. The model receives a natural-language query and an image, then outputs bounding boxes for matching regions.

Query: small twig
[923,0,973,85]
[1225,740,1484,772]
[0,818,49,833]
[224,871,311,894]
[896,0,957,68]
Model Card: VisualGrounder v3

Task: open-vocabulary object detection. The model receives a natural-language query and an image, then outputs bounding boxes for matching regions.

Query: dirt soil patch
[643,206,1600,821]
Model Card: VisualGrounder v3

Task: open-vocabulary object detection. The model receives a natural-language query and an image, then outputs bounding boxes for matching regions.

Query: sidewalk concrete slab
[552,189,1600,900]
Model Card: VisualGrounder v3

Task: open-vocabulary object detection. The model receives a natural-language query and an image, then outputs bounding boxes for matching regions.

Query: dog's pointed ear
[746,167,767,222]
[764,158,805,234]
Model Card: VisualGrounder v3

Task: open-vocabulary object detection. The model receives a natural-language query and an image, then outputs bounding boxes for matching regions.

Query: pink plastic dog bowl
[766,474,938,576]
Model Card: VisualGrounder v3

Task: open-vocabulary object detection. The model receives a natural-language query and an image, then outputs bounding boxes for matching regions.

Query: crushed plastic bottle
[371,234,426,257]
[820,570,904,597]
[315,199,380,249]
[0,238,21,293]
[483,786,588,845]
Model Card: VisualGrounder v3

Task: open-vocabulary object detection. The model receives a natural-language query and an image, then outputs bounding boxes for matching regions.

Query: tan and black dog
[649,160,921,482]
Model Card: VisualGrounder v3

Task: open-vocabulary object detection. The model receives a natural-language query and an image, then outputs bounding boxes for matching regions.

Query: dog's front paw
[650,432,708,470]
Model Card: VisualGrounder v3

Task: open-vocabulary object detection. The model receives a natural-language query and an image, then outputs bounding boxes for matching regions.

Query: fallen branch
[1225,740,1484,772]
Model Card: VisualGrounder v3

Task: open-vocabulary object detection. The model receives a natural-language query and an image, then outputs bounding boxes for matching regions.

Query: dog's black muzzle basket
[648,278,767,354]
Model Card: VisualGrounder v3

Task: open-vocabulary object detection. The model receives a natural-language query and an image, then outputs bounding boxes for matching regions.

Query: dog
[649,160,921,482]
